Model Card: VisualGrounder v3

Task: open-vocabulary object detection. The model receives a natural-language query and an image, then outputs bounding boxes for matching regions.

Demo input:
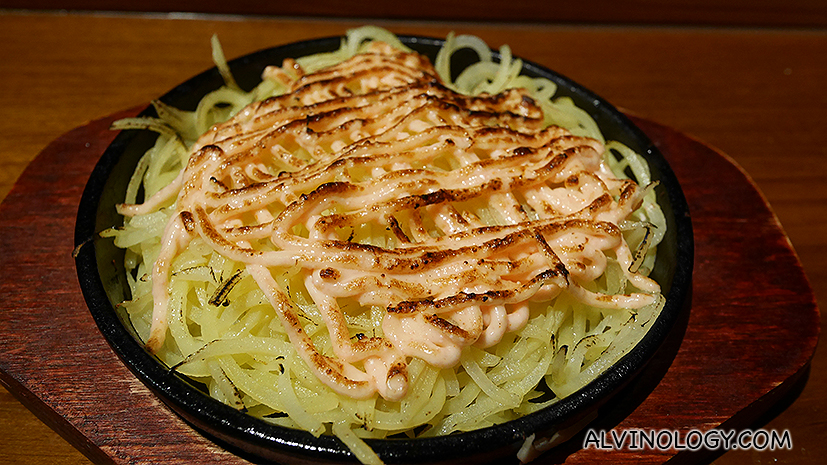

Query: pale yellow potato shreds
[102,26,667,464]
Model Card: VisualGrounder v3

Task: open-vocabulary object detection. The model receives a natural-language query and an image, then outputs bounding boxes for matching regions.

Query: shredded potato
[103,27,666,465]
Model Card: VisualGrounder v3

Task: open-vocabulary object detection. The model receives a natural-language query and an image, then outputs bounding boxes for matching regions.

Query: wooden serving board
[0,109,818,464]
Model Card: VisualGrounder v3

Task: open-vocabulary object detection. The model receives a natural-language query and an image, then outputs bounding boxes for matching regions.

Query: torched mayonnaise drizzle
[118,42,659,402]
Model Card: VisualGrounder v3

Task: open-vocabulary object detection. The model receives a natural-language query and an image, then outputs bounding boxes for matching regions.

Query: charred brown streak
[179,210,195,232]
[318,267,340,280]
[388,267,566,314]
[386,214,411,243]
[423,314,473,340]
[312,179,502,233]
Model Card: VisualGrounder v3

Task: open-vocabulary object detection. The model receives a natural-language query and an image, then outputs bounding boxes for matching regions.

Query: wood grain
[0,11,824,465]
[3,0,827,28]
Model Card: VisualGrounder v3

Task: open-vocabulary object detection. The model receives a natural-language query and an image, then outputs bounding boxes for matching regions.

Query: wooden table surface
[0,10,824,465]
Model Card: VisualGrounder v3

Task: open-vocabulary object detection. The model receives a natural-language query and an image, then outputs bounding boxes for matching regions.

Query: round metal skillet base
[74,35,693,464]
